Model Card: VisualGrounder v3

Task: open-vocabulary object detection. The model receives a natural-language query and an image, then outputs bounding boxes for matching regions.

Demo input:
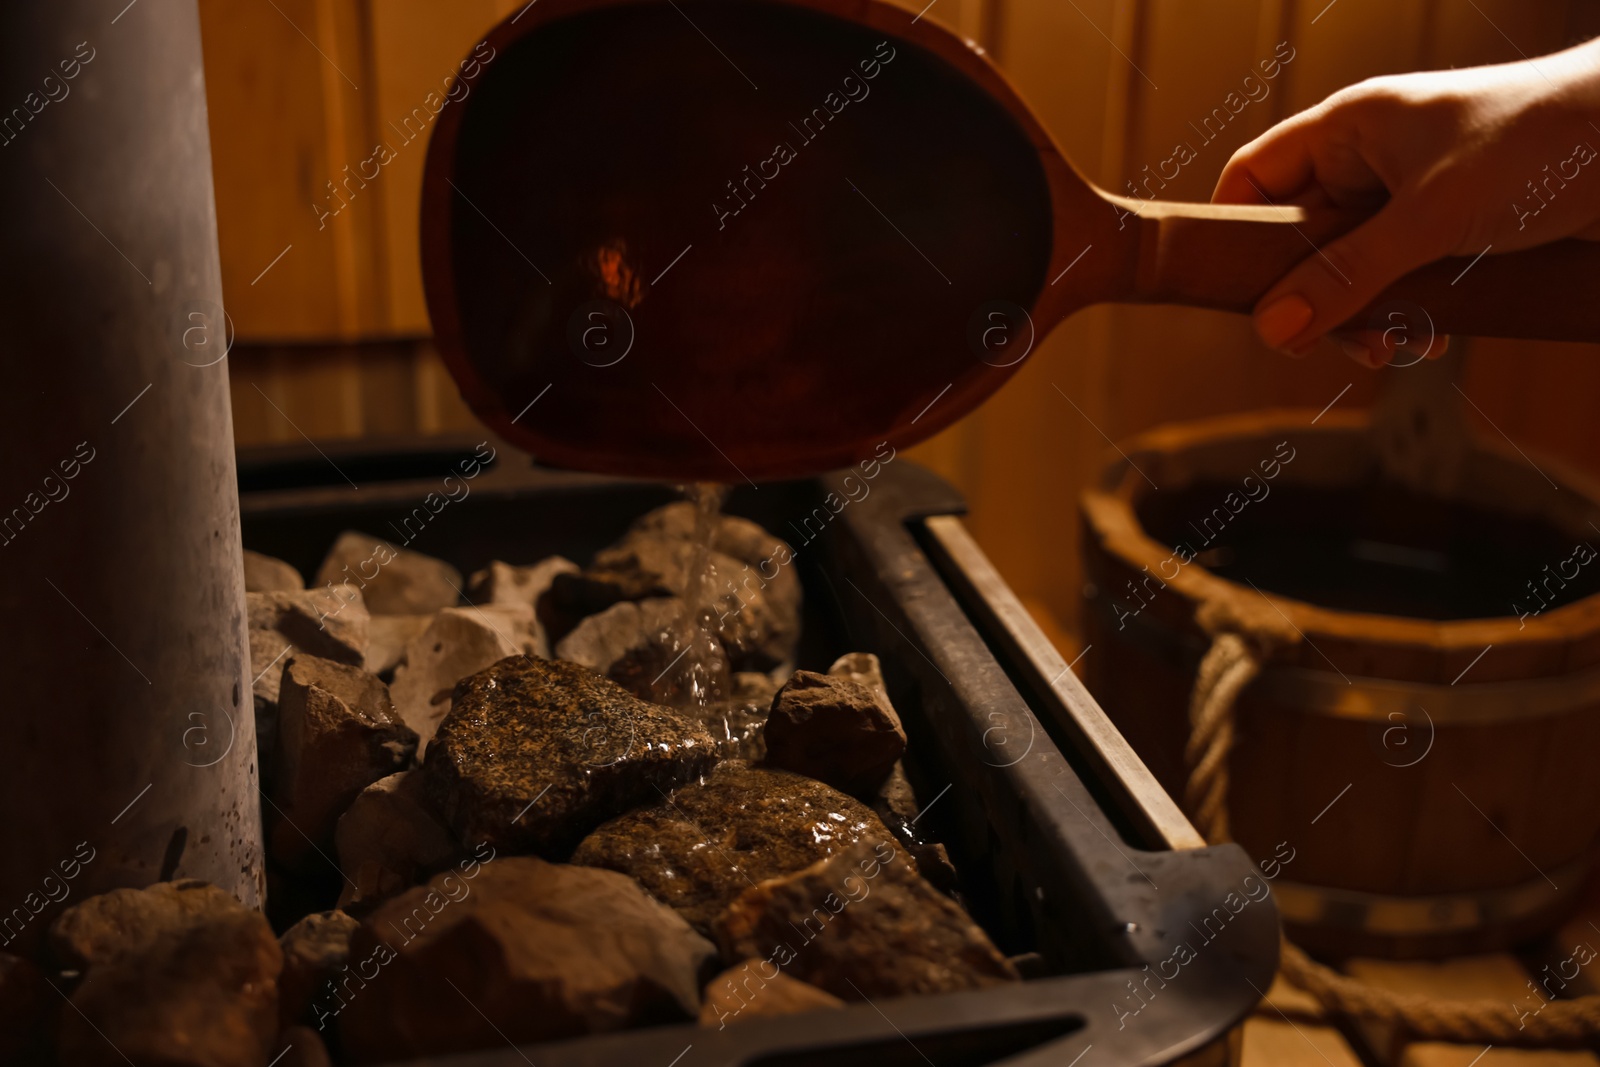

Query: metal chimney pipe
[0,0,263,954]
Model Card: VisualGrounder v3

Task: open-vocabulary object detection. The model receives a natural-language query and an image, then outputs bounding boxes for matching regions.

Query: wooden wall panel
[1101,0,1335,455]
[903,0,1123,619]
[1426,1,1570,71]
[1280,0,1432,113]
[984,0,1119,173]
[200,0,515,341]
[228,339,481,446]
[229,344,365,443]
[201,0,377,339]
[364,0,520,335]
[1123,0,1282,203]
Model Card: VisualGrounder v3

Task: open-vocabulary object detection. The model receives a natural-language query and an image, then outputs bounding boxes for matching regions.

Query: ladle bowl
[421,0,1600,482]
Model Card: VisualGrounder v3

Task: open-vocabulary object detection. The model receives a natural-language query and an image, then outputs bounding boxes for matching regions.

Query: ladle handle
[1121,197,1600,342]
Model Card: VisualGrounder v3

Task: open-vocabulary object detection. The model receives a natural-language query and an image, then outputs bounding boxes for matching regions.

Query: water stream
[648,482,731,708]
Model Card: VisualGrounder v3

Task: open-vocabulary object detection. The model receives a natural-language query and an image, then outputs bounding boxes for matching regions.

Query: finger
[1329,328,1440,365]
[1214,114,1324,205]
[1251,197,1448,353]
[1330,329,1452,367]
[1216,93,1388,209]
[1328,328,1391,368]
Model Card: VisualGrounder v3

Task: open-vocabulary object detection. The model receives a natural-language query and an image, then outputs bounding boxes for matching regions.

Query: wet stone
[734,670,782,706]
[555,536,776,674]
[685,672,780,761]
[712,837,1018,1001]
[50,880,282,1067]
[278,910,358,1030]
[553,534,701,611]
[555,596,684,688]
[338,856,717,1060]
[316,531,462,615]
[389,606,539,750]
[763,671,906,796]
[570,761,898,934]
[421,656,718,857]
[632,503,802,671]
[871,761,922,838]
[553,504,800,674]
[908,841,963,897]
[554,596,732,705]
[863,764,962,894]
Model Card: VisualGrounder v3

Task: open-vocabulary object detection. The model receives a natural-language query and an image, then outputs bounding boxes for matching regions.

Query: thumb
[1252,197,1446,355]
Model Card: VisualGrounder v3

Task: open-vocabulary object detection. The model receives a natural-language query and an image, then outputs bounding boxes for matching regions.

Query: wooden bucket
[1080,408,1600,958]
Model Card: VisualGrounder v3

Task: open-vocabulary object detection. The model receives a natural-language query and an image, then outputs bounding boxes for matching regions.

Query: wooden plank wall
[201,0,1600,641]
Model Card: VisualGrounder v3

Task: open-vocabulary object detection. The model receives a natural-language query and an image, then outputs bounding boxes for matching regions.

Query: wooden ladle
[421,0,1600,483]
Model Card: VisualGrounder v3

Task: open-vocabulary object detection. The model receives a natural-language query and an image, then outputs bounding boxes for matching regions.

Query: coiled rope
[1184,598,1600,1046]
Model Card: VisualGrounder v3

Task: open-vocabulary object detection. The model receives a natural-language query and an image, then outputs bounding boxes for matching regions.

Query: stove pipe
[0,0,263,954]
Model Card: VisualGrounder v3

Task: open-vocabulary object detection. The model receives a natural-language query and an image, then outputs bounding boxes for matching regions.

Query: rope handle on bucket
[1184,598,1600,1047]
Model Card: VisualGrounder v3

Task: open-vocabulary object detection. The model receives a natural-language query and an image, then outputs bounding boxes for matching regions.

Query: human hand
[1213,36,1600,367]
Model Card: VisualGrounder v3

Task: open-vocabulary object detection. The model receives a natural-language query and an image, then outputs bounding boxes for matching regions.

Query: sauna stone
[713,838,1018,1001]
[243,548,304,592]
[422,656,718,856]
[363,613,431,677]
[278,910,358,1030]
[553,511,800,673]
[555,595,685,687]
[51,881,281,1067]
[467,556,577,608]
[821,657,929,825]
[698,958,843,1027]
[872,761,921,834]
[270,656,417,870]
[248,584,370,778]
[338,857,716,1059]
[734,670,781,705]
[629,500,766,555]
[555,595,732,703]
[555,533,730,606]
[763,671,906,796]
[828,652,888,701]
[315,530,462,615]
[479,601,551,658]
[632,502,802,641]
[389,605,540,749]
[862,761,963,895]
[687,671,780,760]
[570,761,897,934]
[335,771,458,911]
[249,585,369,695]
